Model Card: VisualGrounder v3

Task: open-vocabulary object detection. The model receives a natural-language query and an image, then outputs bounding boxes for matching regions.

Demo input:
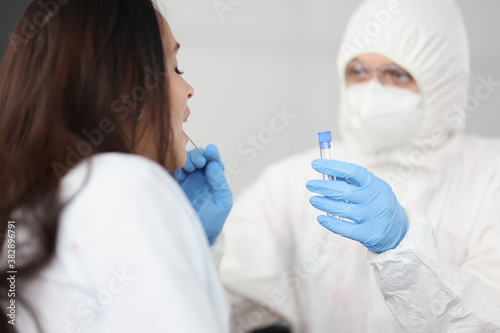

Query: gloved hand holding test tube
[308,130,408,252]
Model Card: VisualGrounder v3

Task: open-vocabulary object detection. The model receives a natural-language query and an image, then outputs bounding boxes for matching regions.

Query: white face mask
[345,81,423,152]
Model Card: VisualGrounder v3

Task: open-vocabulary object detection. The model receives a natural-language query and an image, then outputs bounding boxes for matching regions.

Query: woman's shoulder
[68,152,171,183]
[60,152,178,202]
[57,152,203,248]
[57,152,195,233]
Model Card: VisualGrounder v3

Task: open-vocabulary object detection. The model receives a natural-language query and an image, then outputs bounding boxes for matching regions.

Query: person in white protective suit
[220,0,500,332]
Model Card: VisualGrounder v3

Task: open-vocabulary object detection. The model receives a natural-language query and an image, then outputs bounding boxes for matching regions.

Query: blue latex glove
[175,144,233,246]
[306,159,408,253]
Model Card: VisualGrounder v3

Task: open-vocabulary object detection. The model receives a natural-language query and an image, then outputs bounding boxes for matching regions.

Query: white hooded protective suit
[220,0,500,332]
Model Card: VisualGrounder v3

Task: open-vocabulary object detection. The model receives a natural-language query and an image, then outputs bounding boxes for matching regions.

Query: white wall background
[161,0,500,196]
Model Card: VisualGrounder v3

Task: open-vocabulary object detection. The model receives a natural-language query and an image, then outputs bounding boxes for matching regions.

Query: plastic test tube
[317,131,352,221]
[318,131,336,181]
[318,131,338,218]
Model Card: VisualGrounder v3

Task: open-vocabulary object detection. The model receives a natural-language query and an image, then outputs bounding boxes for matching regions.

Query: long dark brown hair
[0,0,173,331]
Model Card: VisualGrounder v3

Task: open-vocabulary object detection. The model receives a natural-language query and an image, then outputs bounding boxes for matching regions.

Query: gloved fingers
[187,148,207,170]
[310,196,364,222]
[182,145,225,173]
[306,180,369,204]
[311,159,371,187]
[206,162,233,203]
[178,169,211,206]
[174,169,188,182]
[181,150,196,172]
[205,162,226,190]
[319,214,387,247]
[204,144,224,169]
[317,215,361,240]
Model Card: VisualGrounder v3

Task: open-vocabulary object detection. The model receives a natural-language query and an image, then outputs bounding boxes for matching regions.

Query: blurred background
[1,0,499,197]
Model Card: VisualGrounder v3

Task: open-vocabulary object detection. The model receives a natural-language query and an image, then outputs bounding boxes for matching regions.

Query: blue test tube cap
[318,131,332,149]
[318,131,332,143]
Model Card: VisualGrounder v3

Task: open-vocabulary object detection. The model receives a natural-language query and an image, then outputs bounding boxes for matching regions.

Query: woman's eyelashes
[175,67,185,75]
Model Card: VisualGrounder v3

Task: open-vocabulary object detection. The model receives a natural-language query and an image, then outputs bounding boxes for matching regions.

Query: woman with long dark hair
[0,0,232,332]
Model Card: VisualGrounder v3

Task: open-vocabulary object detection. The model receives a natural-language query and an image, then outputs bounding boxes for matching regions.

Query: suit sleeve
[368,161,500,332]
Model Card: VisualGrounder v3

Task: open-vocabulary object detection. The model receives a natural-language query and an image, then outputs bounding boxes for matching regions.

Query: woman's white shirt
[17,152,229,333]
